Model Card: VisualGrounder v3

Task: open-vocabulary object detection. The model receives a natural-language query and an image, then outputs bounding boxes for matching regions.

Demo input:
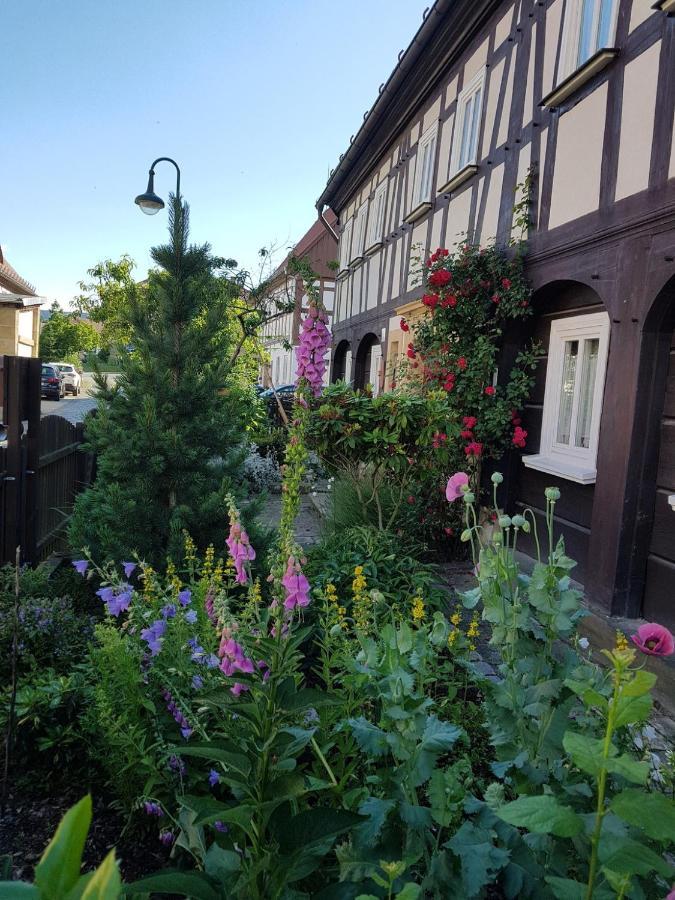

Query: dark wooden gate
[0,355,95,565]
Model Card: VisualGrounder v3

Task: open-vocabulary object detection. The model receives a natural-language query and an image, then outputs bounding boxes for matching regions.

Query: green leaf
[277,808,364,855]
[204,843,241,879]
[613,693,652,729]
[446,822,510,898]
[396,885,422,900]
[544,876,586,900]
[35,795,92,899]
[601,838,673,878]
[175,742,251,776]
[621,670,656,697]
[348,718,389,757]
[353,797,395,846]
[181,796,257,837]
[610,788,675,842]
[0,885,40,899]
[563,732,605,777]
[496,795,583,837]
[123,870,221,899]
[80,851,121,900]
[606,753,649,785]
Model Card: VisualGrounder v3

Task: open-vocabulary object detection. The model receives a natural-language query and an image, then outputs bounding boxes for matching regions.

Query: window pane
[556,340,579,444]
[459,95,473,168]
[467,87,482,163]
[578,0,595,65]
[597,0,614,48]
[574,338,600,449]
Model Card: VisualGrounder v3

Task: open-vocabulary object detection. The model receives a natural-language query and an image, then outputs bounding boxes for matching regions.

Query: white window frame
[339,218,353,271]
[351,201,369,263]
[559,0,619,81]
[450,68,486,176]
[412,122,439,208]
[367,180,388,250]
[523,312,610,484]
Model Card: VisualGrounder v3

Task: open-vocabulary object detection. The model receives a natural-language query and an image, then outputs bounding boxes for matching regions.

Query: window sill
[541,48,619,109]
[365,241,383,256]
[404,201,432,224]
[652,0,675,12]
[438,164,478,195]
[337,268,350,280]
[522,454,596,485]
[348,255,364,267]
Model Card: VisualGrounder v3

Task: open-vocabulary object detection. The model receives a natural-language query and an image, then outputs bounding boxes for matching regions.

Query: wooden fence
[0,355,95,565]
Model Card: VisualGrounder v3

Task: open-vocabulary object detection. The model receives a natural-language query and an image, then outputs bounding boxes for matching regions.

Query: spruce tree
[70,197,249,564]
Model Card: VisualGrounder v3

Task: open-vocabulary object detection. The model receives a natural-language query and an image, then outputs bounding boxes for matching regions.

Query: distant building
[0,247,43,357]
[258,212,338,387]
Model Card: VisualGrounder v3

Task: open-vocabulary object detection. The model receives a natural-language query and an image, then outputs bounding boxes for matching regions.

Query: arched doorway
[331,340,351,383]
[625,274,675,628]
[353,333,380,392]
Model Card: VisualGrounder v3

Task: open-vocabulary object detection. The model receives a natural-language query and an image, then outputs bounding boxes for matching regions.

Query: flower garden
[1,229,674,899]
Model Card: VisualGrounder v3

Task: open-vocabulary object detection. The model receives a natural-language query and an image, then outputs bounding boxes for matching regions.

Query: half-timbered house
[316,0,675,628]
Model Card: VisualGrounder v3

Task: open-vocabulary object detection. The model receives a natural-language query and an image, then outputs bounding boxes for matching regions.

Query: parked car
[50,362,82,395]
[259,384,295,399]
[41,363,65,400]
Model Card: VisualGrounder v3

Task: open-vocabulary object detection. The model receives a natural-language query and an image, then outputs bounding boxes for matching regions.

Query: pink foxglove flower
[226,520,256,585]
[282,556,311,610]
[631,623,674,657]
[446,472,469,502]
[295,301,331,397]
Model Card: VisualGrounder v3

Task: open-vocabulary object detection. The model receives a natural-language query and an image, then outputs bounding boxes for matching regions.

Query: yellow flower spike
[614,630,629,652]
[353,565,363,576]
[450,611,462,626]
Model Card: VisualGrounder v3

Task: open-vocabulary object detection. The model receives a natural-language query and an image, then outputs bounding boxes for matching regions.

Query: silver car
[51,362,82,395]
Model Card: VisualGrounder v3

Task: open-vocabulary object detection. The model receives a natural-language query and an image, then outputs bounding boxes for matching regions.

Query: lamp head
[134,170,164,215]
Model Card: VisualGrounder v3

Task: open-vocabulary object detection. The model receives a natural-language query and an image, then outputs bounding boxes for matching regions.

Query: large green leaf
[204,844,241,880]
[621,670,656,697]
[544,877,586,900]
[496,795,583,837]
[0,885,40,899]
[600,837,673,878]
[175,742,251,776]
[348,718,389,757]
[610,788,675,841]
[35,795,92,899]
[181,796,257,837]
[446,822,510,898]
[613,693,652,729]
[353,796,395,846]
[605,753,649,785]
[563,732,605,777]
[80,851,121,900]
[277,808,364,855]
[123,870,221,899]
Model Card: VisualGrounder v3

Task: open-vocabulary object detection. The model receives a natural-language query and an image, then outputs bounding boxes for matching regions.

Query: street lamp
[134,157,181,215]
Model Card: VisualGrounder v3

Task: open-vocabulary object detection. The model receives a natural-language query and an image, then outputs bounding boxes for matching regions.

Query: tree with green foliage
[69,196,253,564]
[39,302,99,364]
[74,255,138,350]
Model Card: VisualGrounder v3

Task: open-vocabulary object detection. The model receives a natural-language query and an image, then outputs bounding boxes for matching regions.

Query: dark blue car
[41,363,65,400]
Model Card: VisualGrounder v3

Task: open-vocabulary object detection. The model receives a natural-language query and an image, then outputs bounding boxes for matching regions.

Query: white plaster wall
[464,37,489,85]
[548,84,607,229]
[542,0,564,98]
[479,163,504,245]
[629,0,655,32]
[615,42,660,201]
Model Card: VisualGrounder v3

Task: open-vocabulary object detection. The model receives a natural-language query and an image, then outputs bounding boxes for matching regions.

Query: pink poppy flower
[446,472,469,502]
[631,622,674,657]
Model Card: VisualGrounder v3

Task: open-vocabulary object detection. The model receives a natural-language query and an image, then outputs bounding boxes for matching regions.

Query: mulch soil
[0,781,169,883]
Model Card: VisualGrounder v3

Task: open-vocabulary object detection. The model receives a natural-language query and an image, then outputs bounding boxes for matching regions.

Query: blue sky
[4,0,428,304]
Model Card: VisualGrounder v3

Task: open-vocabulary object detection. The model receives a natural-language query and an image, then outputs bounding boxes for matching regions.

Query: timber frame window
[543,0,619,107]
[366,180,388,252]
[442,68,485,193]
[339,218,353,274]
[351,201,369,264]
[523,312,610,484]
[406,122,438,222]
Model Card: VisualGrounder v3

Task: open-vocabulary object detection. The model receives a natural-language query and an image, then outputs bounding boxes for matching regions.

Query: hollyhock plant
[446,472,470,502]
[631,623,674,657]
[295,299,331,397]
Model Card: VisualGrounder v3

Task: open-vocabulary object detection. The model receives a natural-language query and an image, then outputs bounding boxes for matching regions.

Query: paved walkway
[41,397,97,424]
[259,494,323,546]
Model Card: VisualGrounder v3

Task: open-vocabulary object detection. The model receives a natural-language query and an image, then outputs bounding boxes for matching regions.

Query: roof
[316,0,499,215]
[0,246,37,295]
[270,210,338,283]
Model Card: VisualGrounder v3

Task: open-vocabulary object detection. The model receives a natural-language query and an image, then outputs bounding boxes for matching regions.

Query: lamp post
[134,157,181,215]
